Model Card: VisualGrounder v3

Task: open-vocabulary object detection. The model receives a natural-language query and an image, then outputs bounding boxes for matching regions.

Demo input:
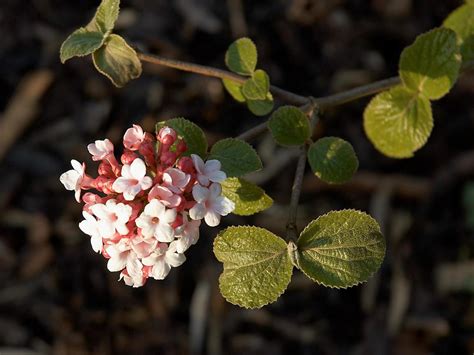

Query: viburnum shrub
[59,0,474,308]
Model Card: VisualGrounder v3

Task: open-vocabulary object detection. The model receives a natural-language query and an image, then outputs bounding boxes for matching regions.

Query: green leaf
[364,86,433,159]
[221,178,273,216]
[156,117,208,157]
[307,137,359,184]
[86,0,120,35]
[444,3,474,62]
[92,34,142,87]
[222,79,246,103]
[242,70,270,101]
[225,38,258,75]
[247,92,274,116]
[60,28,105,63]
[214,226,293,308]
[209,138,262,177]
[268,106,311,146]
[399,27,461,100]
[296,210,385,288]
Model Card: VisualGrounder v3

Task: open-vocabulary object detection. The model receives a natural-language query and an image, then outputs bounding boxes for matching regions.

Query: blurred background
[1,0,474,354]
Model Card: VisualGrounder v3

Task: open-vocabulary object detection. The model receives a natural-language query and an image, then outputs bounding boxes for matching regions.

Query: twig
[138,52,307,106]
[286,145,307,241]
[139,52,474,111]
[236,122,267,141]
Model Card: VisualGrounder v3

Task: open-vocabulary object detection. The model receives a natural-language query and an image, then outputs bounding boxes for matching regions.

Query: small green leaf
[444,3,474,62]
[221,177,273,216]
[222,79,246,103]
[268,106,311,146]
[86,0,120,35]
[399,27,461,100]
[60,28,105,63]
[364,86,433,159]
[92,34,142,87]
[156,117,208,157]
[247,92,274,116]
[209,138,262,177]
[307,137,359,184]
[296,210,386,288]
[225,38,258,75]
[242,70,270,101]
[214,226,293,308]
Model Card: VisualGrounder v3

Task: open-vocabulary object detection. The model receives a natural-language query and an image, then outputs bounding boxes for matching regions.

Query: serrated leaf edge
[60,28,106,64]
[209,138,263,174]
[296,209,386,289]
[213,225,293,309]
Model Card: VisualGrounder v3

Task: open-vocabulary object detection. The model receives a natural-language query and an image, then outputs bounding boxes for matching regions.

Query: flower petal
[204,210,221,227]
[189,203,206,221]
[192,185,209,203]
[130,158,146,179]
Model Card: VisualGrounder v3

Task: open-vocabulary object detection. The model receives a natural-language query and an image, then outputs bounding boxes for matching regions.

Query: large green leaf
[399,27,461,100]
[307,137,359,184]
[444,3,474,62]
[268,106,311,146]
[364,86,433,159]
[86,0,120,35]
[221,178,273,216]
[60,28,105,63]
[296,210,385,288]
[156,117,208,158]
[209,138,262,177]
[214,226,293,308]
[242,70,270,101]
[92,34,142,87]
[225,38,258,75]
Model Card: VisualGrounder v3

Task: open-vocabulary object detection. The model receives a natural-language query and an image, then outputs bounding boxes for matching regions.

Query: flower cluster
[60,124,235,287]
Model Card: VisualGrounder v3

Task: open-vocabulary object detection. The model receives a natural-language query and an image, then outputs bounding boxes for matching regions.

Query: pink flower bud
[98,161,114,178]
[177,157,195,174]
[157,127,177,144]
[160,151,177,166]
[121,150,138,165]
[176,140,187,154]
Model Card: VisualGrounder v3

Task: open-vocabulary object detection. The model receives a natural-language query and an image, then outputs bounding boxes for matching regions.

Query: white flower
[123,124,145,151]
[162,168,191,194]
[90,199,132,239]
[105,239,142,279]
[142,241,186,280]
[119,270,145,288]
[87,139,114,161]
[60,159,85,202]
[189,183,235,227]
[131,235,158,259]
[191,154,227,186]
[148,185,182,208]
[175,214,201,253]
[112,158,153,200]
[135,199,177,242]
[78,211,103,253]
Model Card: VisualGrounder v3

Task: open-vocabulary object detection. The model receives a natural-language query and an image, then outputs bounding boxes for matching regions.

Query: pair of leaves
[223,38,274,116]
[364,27,461,158]
[214,210,386,308]
[60,0,142,87]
